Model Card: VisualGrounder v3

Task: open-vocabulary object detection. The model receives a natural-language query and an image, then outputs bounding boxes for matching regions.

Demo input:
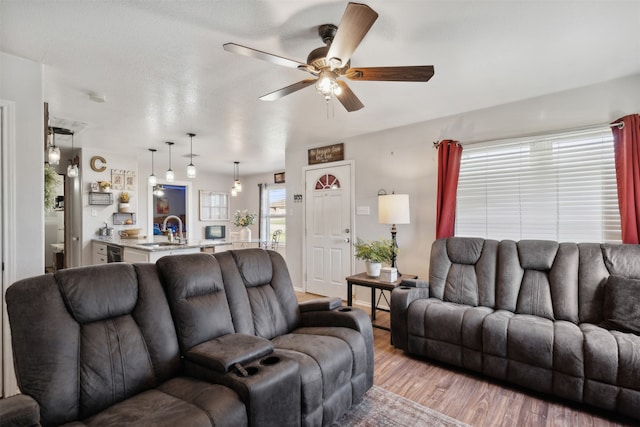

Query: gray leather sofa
[391,237,640,421]
[3,249,373,427]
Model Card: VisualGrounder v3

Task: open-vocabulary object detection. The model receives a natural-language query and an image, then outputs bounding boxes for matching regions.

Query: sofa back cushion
[157,253,236,351]
[496,240,580,323]
[429,237,498,307]
[215,249,301,339]
[6,263,181,426]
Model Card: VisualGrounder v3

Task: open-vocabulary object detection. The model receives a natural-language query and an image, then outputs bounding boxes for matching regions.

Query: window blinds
[455,127,621,243]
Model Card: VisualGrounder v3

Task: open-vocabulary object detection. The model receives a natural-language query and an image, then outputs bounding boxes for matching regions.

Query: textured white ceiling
[2,1,639,174]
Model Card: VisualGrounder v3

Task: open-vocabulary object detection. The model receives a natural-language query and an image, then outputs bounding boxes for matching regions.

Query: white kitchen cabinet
[93,242,108,264]
[123,246,200,263]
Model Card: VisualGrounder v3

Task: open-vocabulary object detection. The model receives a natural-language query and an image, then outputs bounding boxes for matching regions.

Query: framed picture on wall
[274,172,285,184]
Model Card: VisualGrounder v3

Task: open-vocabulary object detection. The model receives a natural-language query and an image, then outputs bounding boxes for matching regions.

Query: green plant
[44,164,60,212]
[233,209,257,227]
[353,238,396,264]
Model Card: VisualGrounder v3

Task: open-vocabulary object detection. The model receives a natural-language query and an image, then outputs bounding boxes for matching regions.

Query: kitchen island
[92,238,235,264]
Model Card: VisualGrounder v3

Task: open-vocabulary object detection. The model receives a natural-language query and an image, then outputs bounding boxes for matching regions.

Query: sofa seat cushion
[406,299,493,370]
[582,323,640,415]
[73,377,247,427]
[271,332,354,424]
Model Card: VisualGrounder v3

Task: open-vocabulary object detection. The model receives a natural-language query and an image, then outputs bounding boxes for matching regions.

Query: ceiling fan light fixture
[153,184,165,197]
[316,69,340,101]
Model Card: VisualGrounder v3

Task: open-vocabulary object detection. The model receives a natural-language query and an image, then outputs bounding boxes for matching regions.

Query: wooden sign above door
[308,143,344,165]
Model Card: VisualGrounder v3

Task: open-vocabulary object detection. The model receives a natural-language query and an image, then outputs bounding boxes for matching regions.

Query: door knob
[344,238,350,243]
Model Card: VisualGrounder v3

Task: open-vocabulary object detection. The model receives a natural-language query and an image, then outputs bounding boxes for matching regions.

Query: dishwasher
[106,244,122,263]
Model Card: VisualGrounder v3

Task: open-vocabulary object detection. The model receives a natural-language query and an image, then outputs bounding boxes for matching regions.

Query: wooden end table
[345,272,418,330]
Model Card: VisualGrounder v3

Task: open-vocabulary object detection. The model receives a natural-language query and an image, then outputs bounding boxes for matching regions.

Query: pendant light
[186,132,196,179]
[231,161,238,197]
[66,131,78,178]
[165,141,175,182]
[48,128,61,165]
[234,161,242,192]
[148,148,157,186]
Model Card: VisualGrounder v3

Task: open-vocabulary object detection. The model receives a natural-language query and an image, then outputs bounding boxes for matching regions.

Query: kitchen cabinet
[93,242,108,264]
[123,246,200,263]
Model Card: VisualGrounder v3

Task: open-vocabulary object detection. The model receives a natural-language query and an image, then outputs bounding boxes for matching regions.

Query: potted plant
[118,191,130,212]
[233,209,257,241]
[99,181,112,192]
[354,238,396,278]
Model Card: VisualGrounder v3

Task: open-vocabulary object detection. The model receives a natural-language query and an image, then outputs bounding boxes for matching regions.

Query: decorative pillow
[602,275,640,334]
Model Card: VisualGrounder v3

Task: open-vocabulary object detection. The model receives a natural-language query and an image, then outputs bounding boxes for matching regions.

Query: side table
[345,272,418,330]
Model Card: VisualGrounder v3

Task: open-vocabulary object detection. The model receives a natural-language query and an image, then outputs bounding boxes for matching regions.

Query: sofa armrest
[185,334,274,374]
[298,297,342,312]
[0,394,41,427]
[400,278,429,288]
[300,306,374,389]
[390,286,430,351]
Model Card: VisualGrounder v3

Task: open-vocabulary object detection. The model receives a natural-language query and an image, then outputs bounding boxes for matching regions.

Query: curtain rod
[433,121,624,149]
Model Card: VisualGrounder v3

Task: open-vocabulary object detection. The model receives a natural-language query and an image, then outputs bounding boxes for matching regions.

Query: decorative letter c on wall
[90,156,107,172]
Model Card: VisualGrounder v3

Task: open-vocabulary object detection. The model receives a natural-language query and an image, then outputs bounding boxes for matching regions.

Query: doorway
[304,161,354,299]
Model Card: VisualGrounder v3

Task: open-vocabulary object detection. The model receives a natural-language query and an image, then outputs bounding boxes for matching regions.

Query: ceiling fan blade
[327,3,378,69]
[335,80,364,112]
[260,79,317,101]
[223,43,308,70]
[345,66,435,82]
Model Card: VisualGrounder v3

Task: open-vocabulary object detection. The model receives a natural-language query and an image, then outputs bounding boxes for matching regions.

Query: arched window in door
[315,174,341,190]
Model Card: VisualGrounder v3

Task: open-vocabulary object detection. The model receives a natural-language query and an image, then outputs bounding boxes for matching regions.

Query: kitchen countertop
[93,237,233,252]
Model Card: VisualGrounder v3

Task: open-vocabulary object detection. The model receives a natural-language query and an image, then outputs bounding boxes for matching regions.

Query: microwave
[205,225,226,240]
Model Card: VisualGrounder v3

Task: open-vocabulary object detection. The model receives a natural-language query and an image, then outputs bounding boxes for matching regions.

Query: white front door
[304,162,354,299]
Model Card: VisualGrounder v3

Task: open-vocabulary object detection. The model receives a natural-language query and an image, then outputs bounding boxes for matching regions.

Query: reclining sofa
[391,237,640,421]
[2,249,373,427]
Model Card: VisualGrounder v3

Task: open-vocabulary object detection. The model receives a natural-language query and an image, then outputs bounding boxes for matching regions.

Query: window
[455,127,621,243]
[264,186,286,244]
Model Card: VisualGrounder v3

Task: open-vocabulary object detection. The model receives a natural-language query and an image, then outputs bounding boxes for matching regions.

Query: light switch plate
[356,206,370,215]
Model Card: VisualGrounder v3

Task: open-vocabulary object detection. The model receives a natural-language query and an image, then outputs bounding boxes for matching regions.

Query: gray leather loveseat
[391,237,640,421]
[2,249,373,427]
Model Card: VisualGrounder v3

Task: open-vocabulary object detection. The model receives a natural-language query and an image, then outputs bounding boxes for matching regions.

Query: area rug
[332,385,470,427]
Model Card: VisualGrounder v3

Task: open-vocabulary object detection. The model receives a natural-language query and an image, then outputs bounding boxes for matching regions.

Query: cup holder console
[337,307,352,312]
[260,356,281,366]
[399,286,411,290]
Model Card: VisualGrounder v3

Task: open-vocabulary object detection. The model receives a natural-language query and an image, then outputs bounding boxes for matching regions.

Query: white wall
[0,52,45,280]
[0,52,44,396]
[286,74,640,304]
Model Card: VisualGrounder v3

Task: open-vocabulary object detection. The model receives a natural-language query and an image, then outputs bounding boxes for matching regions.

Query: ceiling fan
[223,2,435,112]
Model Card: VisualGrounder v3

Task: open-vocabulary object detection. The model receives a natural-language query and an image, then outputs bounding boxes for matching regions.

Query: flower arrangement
[118,191,130,203]
[233,209,257,227]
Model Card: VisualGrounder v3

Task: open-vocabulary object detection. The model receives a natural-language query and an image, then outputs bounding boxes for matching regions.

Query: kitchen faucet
[162,215,184,243]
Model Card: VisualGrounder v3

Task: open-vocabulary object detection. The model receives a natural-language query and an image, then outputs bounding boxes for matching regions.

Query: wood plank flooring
[296,292,637,427]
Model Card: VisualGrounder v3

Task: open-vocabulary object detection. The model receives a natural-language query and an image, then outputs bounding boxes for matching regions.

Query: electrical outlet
[91,209,97,217]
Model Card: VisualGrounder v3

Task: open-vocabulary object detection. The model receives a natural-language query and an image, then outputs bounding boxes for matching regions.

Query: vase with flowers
[233,209,257,241]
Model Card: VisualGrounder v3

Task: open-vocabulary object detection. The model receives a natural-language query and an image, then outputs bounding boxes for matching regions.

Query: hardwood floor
[296,292,637,427]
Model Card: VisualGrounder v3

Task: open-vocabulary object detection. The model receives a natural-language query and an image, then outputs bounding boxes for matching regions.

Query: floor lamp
[378,193,410,273]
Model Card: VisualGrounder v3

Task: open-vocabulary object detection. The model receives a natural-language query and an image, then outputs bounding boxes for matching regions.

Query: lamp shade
[378,194,410,225]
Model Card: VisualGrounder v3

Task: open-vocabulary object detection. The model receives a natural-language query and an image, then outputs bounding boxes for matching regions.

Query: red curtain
[436,140,463,239]
[612,114,640,244]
